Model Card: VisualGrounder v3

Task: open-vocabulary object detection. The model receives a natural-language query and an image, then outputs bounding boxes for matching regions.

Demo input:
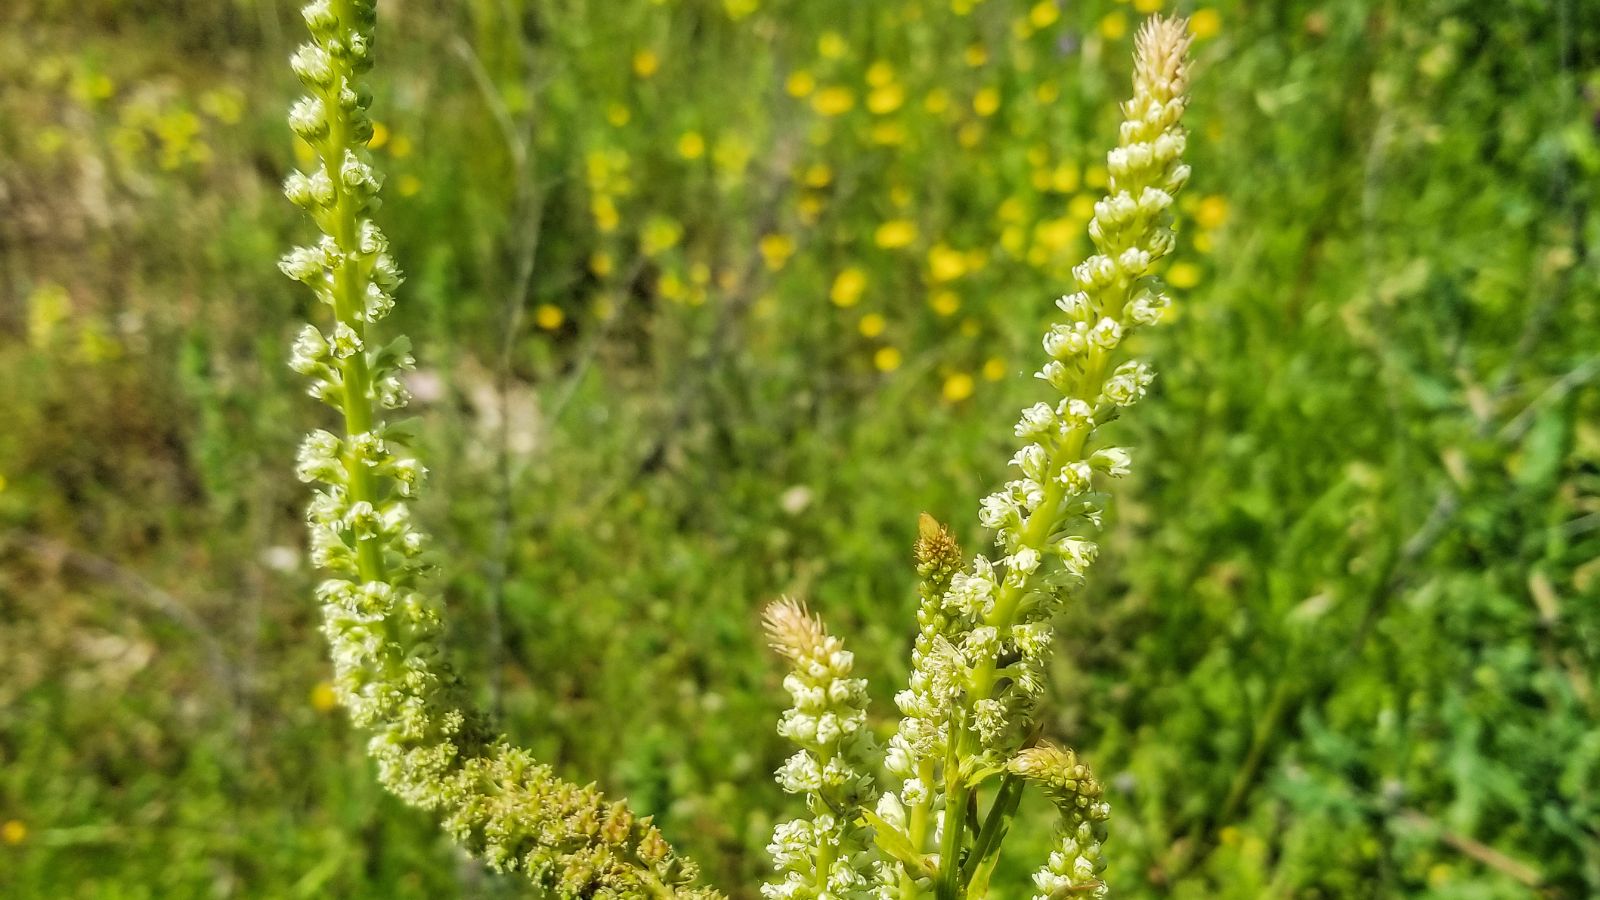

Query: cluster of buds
[282,1,715,896]
[761,600,879,899]
[1010,745,1112,899]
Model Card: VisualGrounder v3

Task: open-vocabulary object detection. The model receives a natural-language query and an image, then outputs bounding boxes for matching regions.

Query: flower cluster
[1009,745,1112,900]
[876,15,1193,895]
[761,599,878,899]
[282,1,714,895]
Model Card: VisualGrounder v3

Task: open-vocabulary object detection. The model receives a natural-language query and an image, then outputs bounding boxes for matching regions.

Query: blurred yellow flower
[397,174,422,197]
[723,0,758,19]
[931,290,961,316]
[1167,261,1202,288]
[368,121,390,150]
[1068,193,1098,221]
[1190,8,1221,40]
[1034,216,1076,253]
[866,61,896,88]
[982,357,1007,381]
[632,49,660,78]
[831,268,867,307]
[786,70,816,98]
[1029,1,1060,28]
[951,0,976,14]
[1052,162,1081,193]
[590,251,614,277]
[871,122,908,146]
[875,220,918,249]
[998,196,1026,222]
[812,86,855,116]
[591,195,620,233]
[890,185,913,207]
[973,86,1001,117]
[606,103,631,127]
[803,163,833,188]
[958,122,983,148]
[928,244,968,282]
[760,233,795,271]
[690,261,712,286]
[536,304,566,330]
[818,31,848,59]
[964,44,988,67]
[1035,80,1060,104]
[310,681,338,712]
[1134,0,1163,13]
[1085,164,1108,188]
[643,216,683,255]
[2,820,26,845]
[1193,231,1215,254]
[1098,11,1128,40]
[924,88,951,114]
[390,134,414,159]
[677,131,706,159]
[942,372,975,403]
[1196,194,1229,230]
[798,194,825,225]
[858,313,887,338]
[659,271,688,302]
[868,83,905,115]
[874,346,903,372]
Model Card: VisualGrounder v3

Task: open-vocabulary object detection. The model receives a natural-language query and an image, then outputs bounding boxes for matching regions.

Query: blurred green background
[2,0,1597,896]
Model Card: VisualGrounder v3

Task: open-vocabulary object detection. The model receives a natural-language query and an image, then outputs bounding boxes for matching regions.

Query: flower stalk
[282,1,717,895]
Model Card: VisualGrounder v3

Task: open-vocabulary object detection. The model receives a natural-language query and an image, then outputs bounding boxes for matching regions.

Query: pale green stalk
[876,15,1196,899]
[281,1,717,895]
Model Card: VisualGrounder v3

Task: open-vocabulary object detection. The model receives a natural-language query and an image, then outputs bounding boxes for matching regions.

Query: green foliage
[1,0,1596,897]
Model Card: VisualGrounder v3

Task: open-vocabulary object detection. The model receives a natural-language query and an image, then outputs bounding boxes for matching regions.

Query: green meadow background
[2,0,1597,896]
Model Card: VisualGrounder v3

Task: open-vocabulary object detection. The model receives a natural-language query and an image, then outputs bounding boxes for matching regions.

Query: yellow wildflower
[1068,194,1098,221]
[875,220,918,249]
[1196,194,1229,230]
[928,244,968,282]
[942,372,975,403]
[931,290,960,316]
[924,88,951,114]
[310,681,338,712]
[831,268,867,307]
[397,174,422,197]
[803,163,833,188]
[858,313,887,338]
[535,304,565,330]
[1167,261,1202,288]
[1052,162,1080,193]
[1029,1,1059,28]
[958,122,983,148]
[786,70,816,98]
[982,358,1007,381]
[812,86,855,116]
[390,134,414,159]
[2,820,25,846]
[760,234,795,271]
[973,86,1001,117]
[1035,80,1060,104]
[965,44,988,67]
[818,31,847,60]
[1085,164,1108,188]
[868,83,905,115]
[368,121,389,150]
[866,61,896,88]
[871,122,908,146]
[606,103,631,127]
[642,216,683,255]
[1190,8,1221,40]
[1134,0,1163,12]
[590,252,614,277]
[874,346,903,372]
[591,195,620,233]
[1098,11,1128,41]
[632,49,660,78]
[677,131,706,160]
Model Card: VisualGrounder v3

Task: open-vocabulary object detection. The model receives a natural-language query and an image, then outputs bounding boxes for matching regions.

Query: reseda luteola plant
[281,3,1191,896]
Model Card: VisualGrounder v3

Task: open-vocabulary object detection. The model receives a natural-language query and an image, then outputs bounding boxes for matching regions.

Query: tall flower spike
[761,599,879,899]
[880,15,1193,897]
[282,1,716,895]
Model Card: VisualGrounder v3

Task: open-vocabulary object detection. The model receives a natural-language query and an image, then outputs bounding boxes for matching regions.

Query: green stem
[961,773,1025,895]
